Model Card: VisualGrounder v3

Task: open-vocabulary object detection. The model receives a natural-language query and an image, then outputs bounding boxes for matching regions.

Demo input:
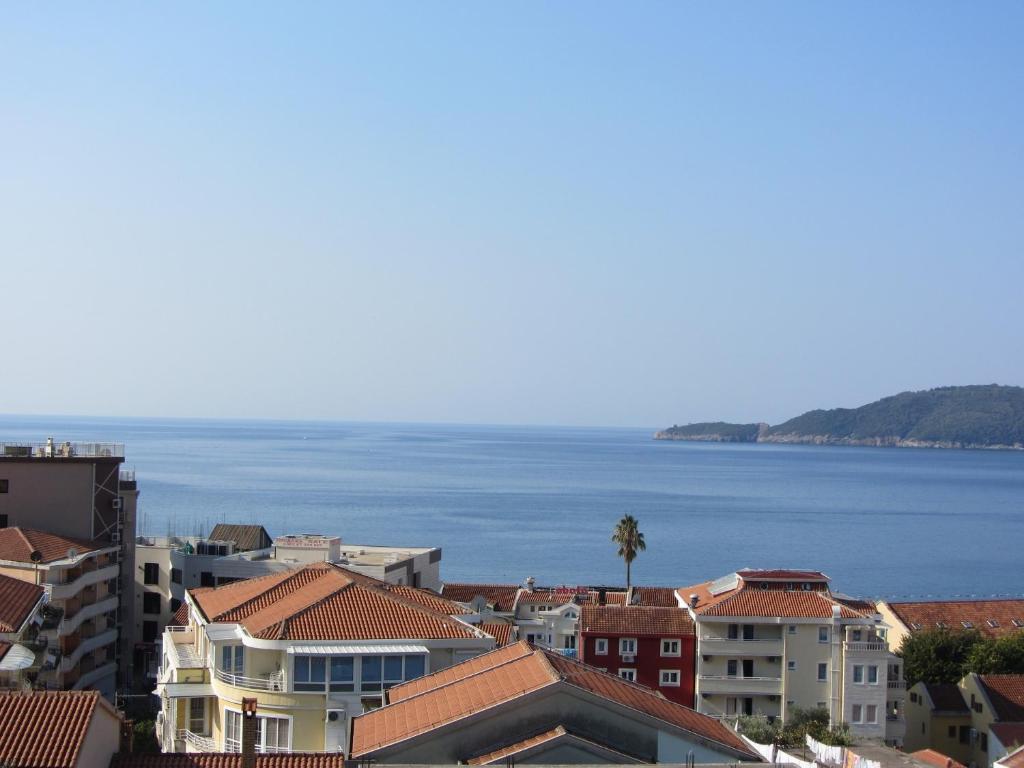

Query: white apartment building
[156,561,495,755]
[681,569,906,745]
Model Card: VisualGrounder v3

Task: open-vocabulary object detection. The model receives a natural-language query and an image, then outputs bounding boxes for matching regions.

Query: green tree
[899,629,982,685]
[611,515,646,590]
[966,633,1024,675]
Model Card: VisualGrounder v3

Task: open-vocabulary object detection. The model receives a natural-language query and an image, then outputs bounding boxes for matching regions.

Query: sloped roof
[632,586,681,607]
[480,623,516,647]
[923,683,968,713]
[353,640,755,759]
[992,723,1024,751]
[997,742,1024,768]
[168,602,190,628]
[911,749,967,768]
[0,527,101,564]
[441,583,519,612]
[208,524,272,552]
[979,675,1024,721]
[387,642,532,703]
[0,573,43,632]
[190,563,479,641]
[886,600,1024,638]
[580,605,694,636]
[693,587,867,619]
[111,756,348,768]
[466,725,648,765]
[736,569,829,582]
[0,690,114,768]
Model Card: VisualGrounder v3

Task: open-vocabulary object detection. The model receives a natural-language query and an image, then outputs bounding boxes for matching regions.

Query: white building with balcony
[680,569,905,745]
[155,561,496,756]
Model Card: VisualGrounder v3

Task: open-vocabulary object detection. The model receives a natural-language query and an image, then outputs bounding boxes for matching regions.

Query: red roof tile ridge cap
[13,527,34,557]
[218,564,340,621]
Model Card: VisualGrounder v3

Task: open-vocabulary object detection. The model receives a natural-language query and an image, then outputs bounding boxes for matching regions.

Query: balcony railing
[214,668,286,691]
[698,675,783,695]
[887,680,906,689]
[46,565,119,601]
[59,596,118,635]
[844,641,888,652]
[177,729,217,753]
[0,441,124,458]
[700,637,784,656]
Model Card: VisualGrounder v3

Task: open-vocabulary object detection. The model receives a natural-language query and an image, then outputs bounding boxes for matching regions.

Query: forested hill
[655,385,1024,449]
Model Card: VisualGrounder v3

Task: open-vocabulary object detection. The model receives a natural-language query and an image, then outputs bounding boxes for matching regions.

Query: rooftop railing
[0,441,124,459]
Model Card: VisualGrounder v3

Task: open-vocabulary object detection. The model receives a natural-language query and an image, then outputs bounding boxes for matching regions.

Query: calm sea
[2,415,1022,599]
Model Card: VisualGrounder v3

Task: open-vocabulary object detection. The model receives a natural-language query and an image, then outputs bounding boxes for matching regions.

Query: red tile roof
[516,591,564,605]
[168,602,190,628]
[191,563,480,642]
[992,723,1024,751]
[0,642,10,664]
[441,583,519,612]
[736,569,829,582]
[353,640,755,760]
[998,743,1024,768]
[480,622,516,646]
[694,588,867,619]
[0,690,114,768]
[632,586,681,607]
[580,605,694,636]
[911,749,967,768]
[0,573,43,632]
[387,642,533,703]
[886,600,1024,639]
[111,757,348,768]
[0,527,102,564]
[979,675,1024,721]
[584,590,628,606]
[465,725,646,765]
[923,683,968,713]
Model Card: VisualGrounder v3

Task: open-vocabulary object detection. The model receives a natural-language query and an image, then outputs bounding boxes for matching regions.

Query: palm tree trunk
[626,560,631,590]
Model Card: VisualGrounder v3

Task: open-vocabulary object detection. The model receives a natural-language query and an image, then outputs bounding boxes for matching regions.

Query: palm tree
[611,514,646,590]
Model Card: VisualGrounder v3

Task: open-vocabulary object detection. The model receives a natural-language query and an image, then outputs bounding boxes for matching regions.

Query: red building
[578,604,696,707]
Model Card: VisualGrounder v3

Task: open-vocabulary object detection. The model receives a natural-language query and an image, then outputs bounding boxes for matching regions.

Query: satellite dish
[66,548,78,560]
[29,551,42,563]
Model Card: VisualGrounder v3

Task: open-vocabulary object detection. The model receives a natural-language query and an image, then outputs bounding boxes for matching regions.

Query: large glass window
[330,657,354,692]
[361,656,382,691]
[294,656,326,691]
[405,655,425,680]
[221,645,244,675]
[383,656,404,689]
[223,710,290,753]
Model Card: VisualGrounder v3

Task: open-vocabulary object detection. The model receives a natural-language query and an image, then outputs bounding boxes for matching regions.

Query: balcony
[213,668,286,692]
[72,661,117,690]
[163,628,204,672]
[60,596,118,635]
[60,630,118,672]
[700,637,784,656]
[844,641,888,653]
[0,441,124,458]
[177,730,217,753]
[46,565,119,601]
[698,675,783,695]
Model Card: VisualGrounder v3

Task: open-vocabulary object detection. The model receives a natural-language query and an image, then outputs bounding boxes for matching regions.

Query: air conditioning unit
[326,709,345,723]
[769,695,780,702]
[111,498,122,510]
[622,654,635,663]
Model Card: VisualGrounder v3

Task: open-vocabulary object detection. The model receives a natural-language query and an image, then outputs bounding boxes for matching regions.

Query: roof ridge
[351,579,480,635]
[247,568,355,638]
[215,564,336,621]
[14,527,34,557]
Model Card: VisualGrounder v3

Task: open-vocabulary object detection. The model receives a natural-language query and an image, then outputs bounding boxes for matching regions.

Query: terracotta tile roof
[387,642,533,703]
[111,756,348,768]
[168,602,190,628]
[736,569,829,582]
[886,600,1024,639]
[207,523,272,552]
[998,743,1024,768]
[467,726,570,764]
[632,586,681,607]
[923,683,968,713]
[992,723,1024,751]
[0,573,44,632]
[354,641,755,760]
[441,583,518,612]
[516,590,563,605]
[385,585,469,615]
[0,642,10,664]
[695,588,867,619]
[0,690,112,767]
[911,749,967,768]
[191,563,480,642]
[979,675,1024,721]
[480,622,516,646]
[583,590,628,606]
[580,605,694,636]
[0,527,101,564]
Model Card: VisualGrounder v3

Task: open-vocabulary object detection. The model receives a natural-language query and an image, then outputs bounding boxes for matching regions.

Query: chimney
[525,576,535,593]
[241,697,258,768]
[119,719,134,755]
[598,588,607,606]
[689,594,699,608]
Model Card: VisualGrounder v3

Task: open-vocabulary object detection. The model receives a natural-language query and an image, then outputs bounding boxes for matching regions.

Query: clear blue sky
[2,3,1022,427]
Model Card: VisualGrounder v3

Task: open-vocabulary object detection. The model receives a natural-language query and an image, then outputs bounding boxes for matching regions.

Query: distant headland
[655,384,1024,450]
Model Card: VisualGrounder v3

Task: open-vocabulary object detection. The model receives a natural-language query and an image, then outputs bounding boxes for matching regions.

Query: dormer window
[961,621,974,629]
[910,622,922,630]
[1013,619,1024,628]
[988,620,1000,628]
[936,621,948,629]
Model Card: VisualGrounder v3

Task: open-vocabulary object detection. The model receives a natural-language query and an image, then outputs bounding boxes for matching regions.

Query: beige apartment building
[681,569,906,745]
[0,439,138,694]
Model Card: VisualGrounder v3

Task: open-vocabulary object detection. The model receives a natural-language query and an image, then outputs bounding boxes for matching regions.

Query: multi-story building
[0,439,138,693]
[578,604,696,706]
[957,674,1024,768]
[0,527,120,696]
[904,682,972,764]
[0,572,46,689]
[156,561,497,755]
[876,599,1024,653]
[681,569,906,745]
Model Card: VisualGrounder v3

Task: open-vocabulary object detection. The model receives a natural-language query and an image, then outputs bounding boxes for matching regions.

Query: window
[851,629,862,642]
[0,514,6,529]
[595,638,608,655]
[1012,619,1024,628]
[727,624,739,640]
[864,704,877,723]
[660,670,680,686]
[529,605,536,613]
[962,621,974,629]
[981,733,988,753]
[405,655,426,680]
[910,692,918,703]
[742,624,755,640]
[787,660,797,671]
[223,709,290,753]
[853,665,864,683]
[171,568,182,585]
[330,657,354,692]
[987,619,1000,628]
[200,571,215,587]
[361,656,382,692]
[383,655,404,689]
[295,656,326,691]
[619,638,637,655]
[788,625,797,634]
[618,668,636,682]
[0,480,7,493]
[221,645,244,675]
[819,627,829,643]
[143,592,161,615]
[662,639,680,656]
[189,697,206,733]
[143,562,159,585]
[959,726,970,744]
[727,659,738,677]
[852,704,862,722]
[936,621,948,629]
[817,663,828,681]
[142,620,158,642]
[867,665,878,684]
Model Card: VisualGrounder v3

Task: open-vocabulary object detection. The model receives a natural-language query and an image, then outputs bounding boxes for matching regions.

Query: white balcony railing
[72,661,117,690]
[46,565,120,601]
[60,629,118,672]
[60,597,118,636]
[698,675,783,695]
[844,641,888,652]
[177,729,217,753]
[700,637,784,656]
[214,668,286,691]
[887,680,906,689]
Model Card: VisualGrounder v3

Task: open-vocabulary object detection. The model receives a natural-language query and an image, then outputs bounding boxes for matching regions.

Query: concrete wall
[77,703,122,768]
[0,461,95,539]
[903,683,971,764]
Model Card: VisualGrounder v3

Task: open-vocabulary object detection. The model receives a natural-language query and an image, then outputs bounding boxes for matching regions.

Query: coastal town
[0,439,1022,768]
